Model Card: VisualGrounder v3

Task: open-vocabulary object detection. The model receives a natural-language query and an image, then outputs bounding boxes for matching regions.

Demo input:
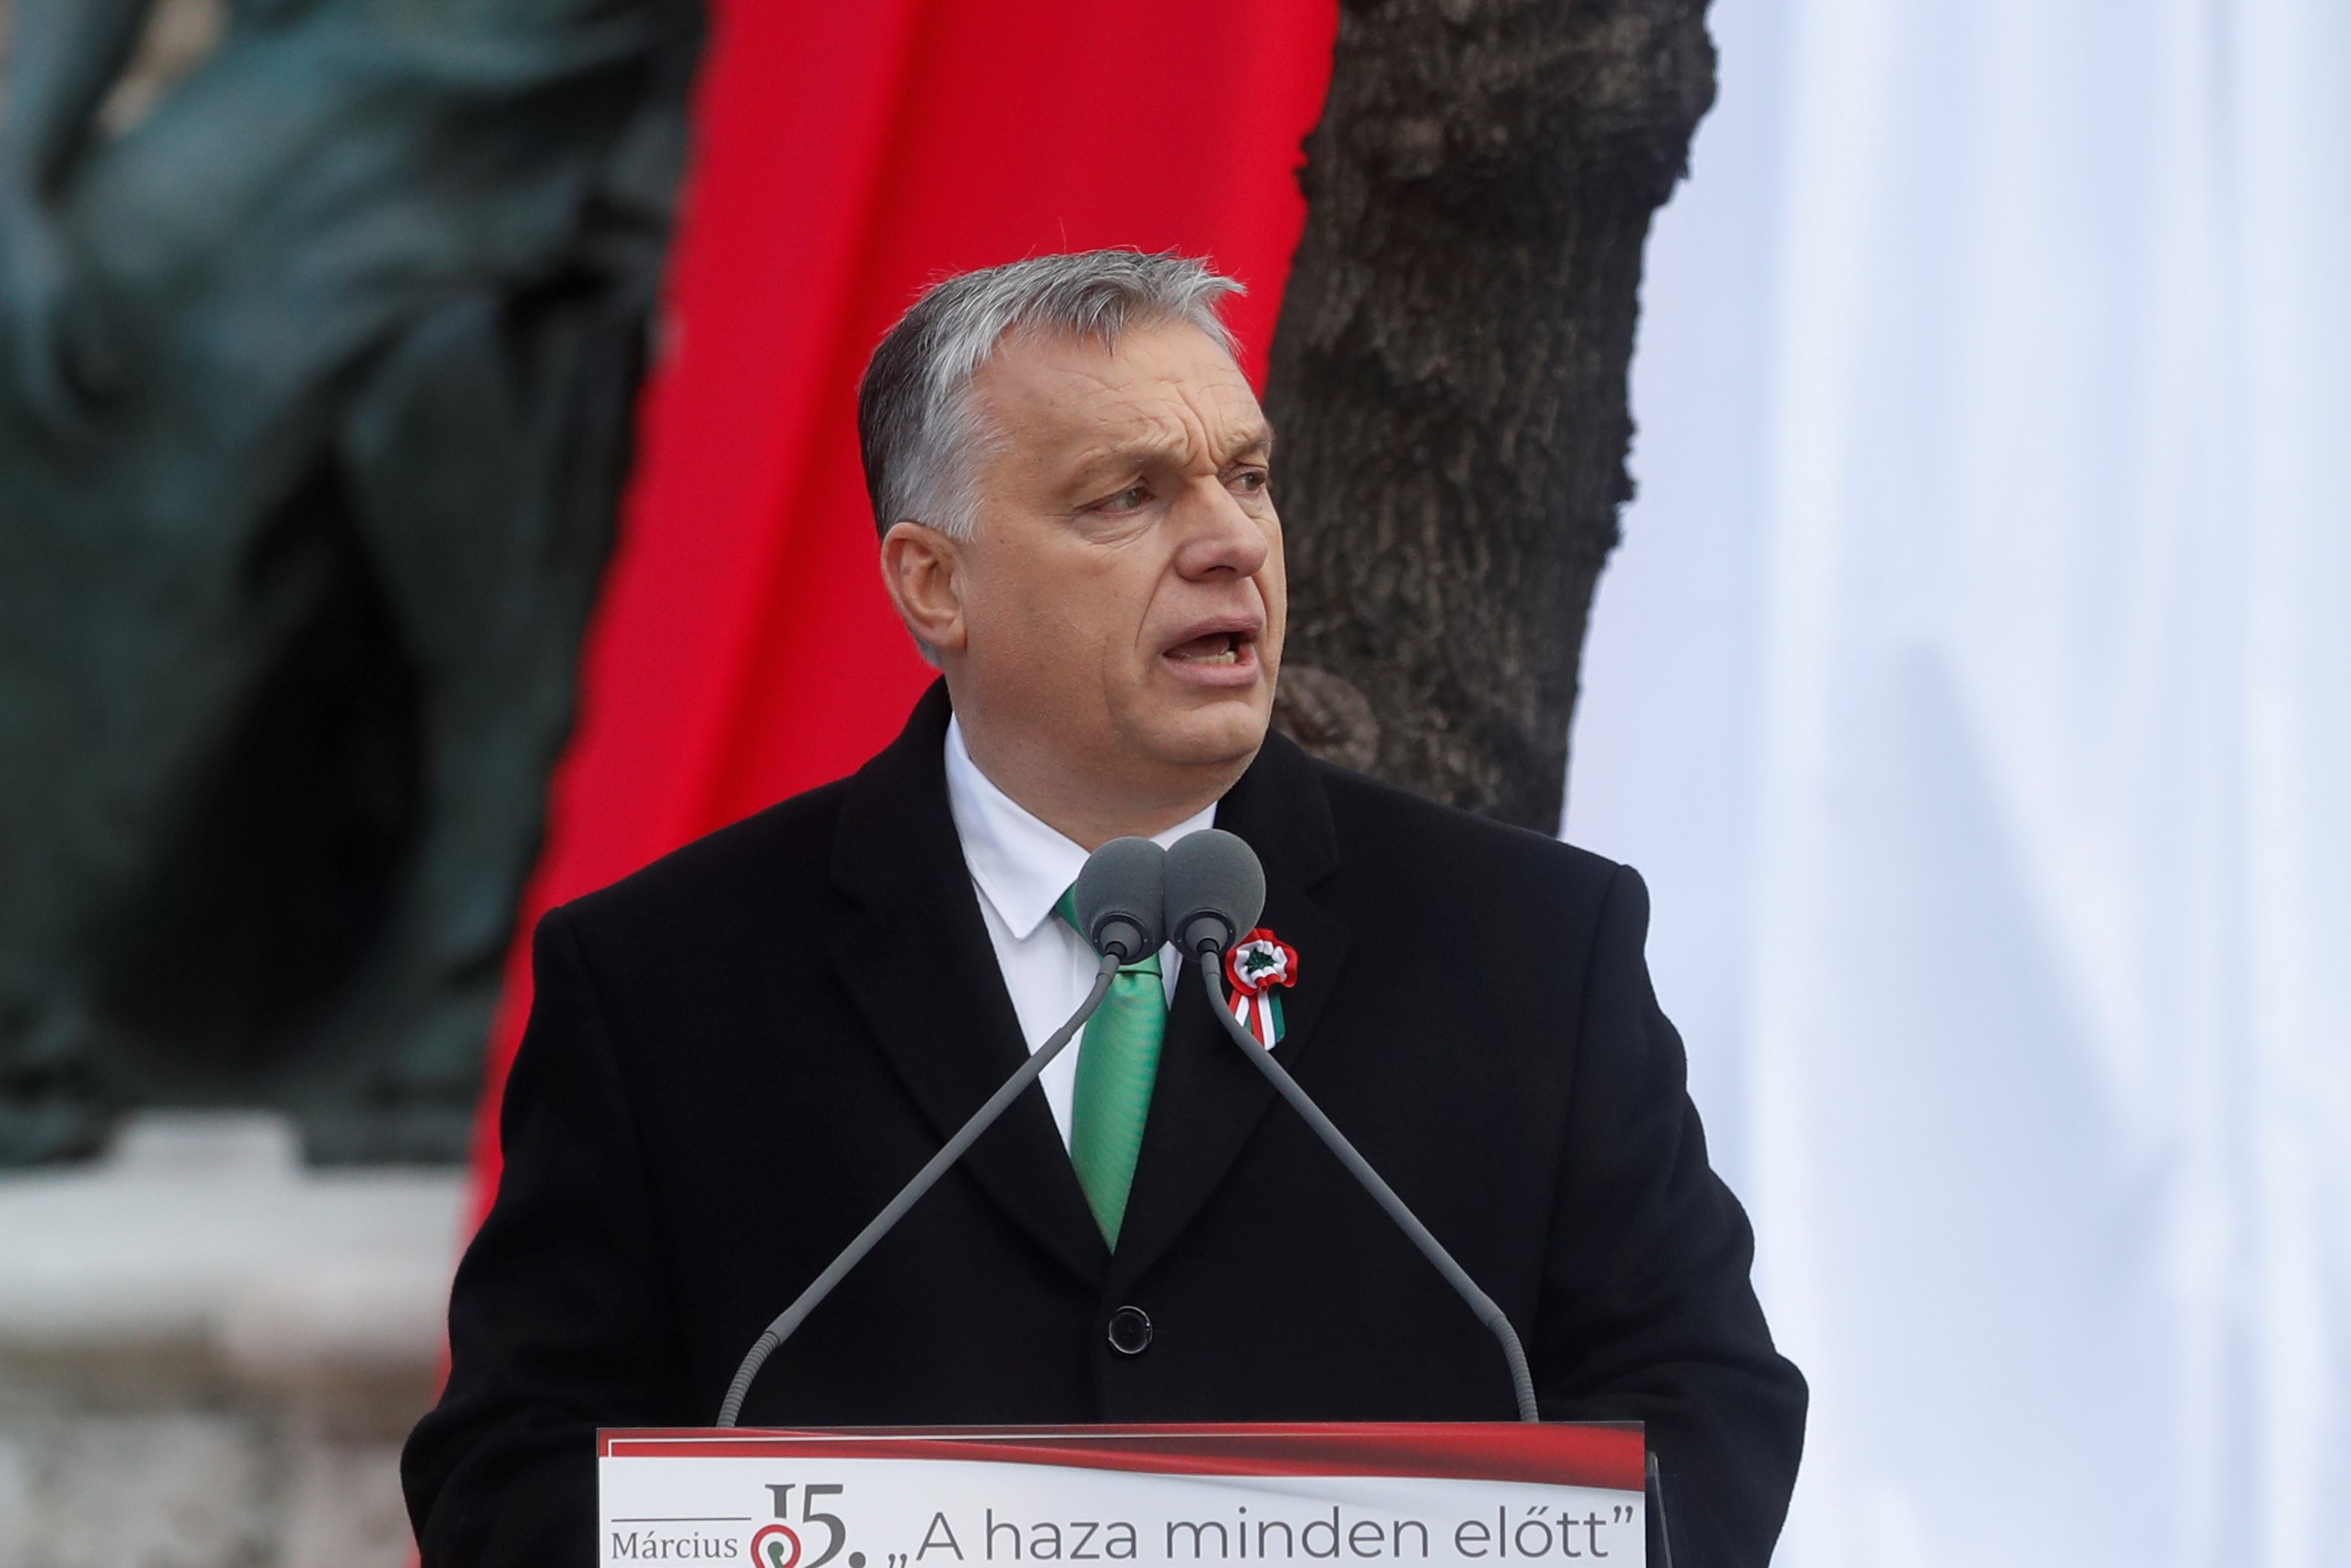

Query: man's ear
[880,520,968,657]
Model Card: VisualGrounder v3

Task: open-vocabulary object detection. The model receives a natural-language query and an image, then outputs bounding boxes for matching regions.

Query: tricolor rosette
[1223,928,1298,1047]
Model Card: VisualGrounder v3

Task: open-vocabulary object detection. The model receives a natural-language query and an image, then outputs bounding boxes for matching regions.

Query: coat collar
[829,682,1110,1288]
[827,679,1355,1299]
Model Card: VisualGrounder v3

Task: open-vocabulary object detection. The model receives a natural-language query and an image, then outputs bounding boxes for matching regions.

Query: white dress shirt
[944,717,1215,1148]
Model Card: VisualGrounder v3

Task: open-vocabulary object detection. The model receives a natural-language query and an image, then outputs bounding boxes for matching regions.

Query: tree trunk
[1265,0,1716,831]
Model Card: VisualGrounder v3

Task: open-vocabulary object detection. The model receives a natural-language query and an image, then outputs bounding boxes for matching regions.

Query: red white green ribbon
[1224,928,1298,1047]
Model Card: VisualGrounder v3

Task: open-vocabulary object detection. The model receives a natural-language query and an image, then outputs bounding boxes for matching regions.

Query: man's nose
[1170,478,1270,581]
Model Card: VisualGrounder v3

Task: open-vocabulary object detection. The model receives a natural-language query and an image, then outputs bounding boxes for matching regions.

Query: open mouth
[1165,629,1253,667]
[1159,621,1264,687]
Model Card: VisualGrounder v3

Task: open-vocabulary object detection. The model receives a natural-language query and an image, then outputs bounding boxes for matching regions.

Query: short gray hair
[858,250,1244,540]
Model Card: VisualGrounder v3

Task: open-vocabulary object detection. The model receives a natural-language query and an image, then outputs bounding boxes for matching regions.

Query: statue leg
[318,275,643,1158]
[0,422,345,1160]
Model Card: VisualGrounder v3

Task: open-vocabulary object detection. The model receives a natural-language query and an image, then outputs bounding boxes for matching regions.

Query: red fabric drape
[467,0,1339,1211]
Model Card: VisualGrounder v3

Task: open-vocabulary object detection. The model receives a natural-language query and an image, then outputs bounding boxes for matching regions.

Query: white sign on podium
[600,1423,1645,1568]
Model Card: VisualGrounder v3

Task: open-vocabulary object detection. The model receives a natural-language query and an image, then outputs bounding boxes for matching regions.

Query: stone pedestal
[0,1113,464,1568]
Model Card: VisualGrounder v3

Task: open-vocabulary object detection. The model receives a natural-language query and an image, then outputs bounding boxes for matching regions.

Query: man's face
[935,321,1285,811]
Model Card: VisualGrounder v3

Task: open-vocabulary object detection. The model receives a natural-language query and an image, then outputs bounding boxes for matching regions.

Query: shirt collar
[944,716,1217,941]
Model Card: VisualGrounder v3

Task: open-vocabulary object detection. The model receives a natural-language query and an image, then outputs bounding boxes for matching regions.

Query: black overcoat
[403,683,1805,1565]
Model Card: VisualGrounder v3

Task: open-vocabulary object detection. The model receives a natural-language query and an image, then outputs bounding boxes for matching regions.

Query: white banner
[599,1426,1645,1568]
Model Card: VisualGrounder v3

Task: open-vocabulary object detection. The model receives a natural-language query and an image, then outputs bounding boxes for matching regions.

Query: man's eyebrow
[1073,438,1189,481]
[1223,423,1275,463]
[1067,421,1278,493]
[1066,423,1274,485]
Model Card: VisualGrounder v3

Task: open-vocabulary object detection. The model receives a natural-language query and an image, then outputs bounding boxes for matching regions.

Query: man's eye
[1099,485,1152,512]
[1231,469,1269,493]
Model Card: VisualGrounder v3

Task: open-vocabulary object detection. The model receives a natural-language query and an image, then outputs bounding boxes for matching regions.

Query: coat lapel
[1105,733,1354,1300]
[827,682,1110,1290]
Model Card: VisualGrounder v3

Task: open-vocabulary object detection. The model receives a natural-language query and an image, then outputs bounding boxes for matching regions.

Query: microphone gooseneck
[1177,832,1541,1425]
[718,837,1166,1427]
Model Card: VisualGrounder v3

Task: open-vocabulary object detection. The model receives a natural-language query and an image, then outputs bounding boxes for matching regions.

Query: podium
[600,1423,1648,1567]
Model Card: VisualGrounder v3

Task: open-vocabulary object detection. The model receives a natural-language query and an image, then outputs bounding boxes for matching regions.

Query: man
[404,251,1805,1564]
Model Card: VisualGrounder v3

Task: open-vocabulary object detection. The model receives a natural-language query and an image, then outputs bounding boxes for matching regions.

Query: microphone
[1165,829,1542,1424]
[1074,835,1168,962]
[1163,828,1265,957]
[716,837,1168,1426]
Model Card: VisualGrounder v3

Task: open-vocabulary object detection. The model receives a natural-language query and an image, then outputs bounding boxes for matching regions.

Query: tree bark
[1265,0,1716,831]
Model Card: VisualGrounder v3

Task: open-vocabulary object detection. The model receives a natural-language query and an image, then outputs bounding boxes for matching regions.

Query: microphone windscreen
[1074,837,1168,961]
[1163,829,1265,957]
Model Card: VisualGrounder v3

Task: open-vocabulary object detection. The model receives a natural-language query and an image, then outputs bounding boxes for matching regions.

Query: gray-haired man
[405,252,1805,1568]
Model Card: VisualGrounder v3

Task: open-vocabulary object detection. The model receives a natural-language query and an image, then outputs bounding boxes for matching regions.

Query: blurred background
[0,0,2343,1563]
[1570,1,2349,1561]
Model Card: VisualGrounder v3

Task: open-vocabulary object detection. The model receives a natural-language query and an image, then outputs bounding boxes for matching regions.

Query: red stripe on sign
[598,1423,1645,1492]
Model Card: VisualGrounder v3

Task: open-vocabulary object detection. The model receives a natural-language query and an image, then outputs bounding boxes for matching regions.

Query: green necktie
[1054,886,1166,1248]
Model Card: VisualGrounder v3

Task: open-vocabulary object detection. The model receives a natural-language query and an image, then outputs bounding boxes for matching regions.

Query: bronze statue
[0,0,703,1161]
